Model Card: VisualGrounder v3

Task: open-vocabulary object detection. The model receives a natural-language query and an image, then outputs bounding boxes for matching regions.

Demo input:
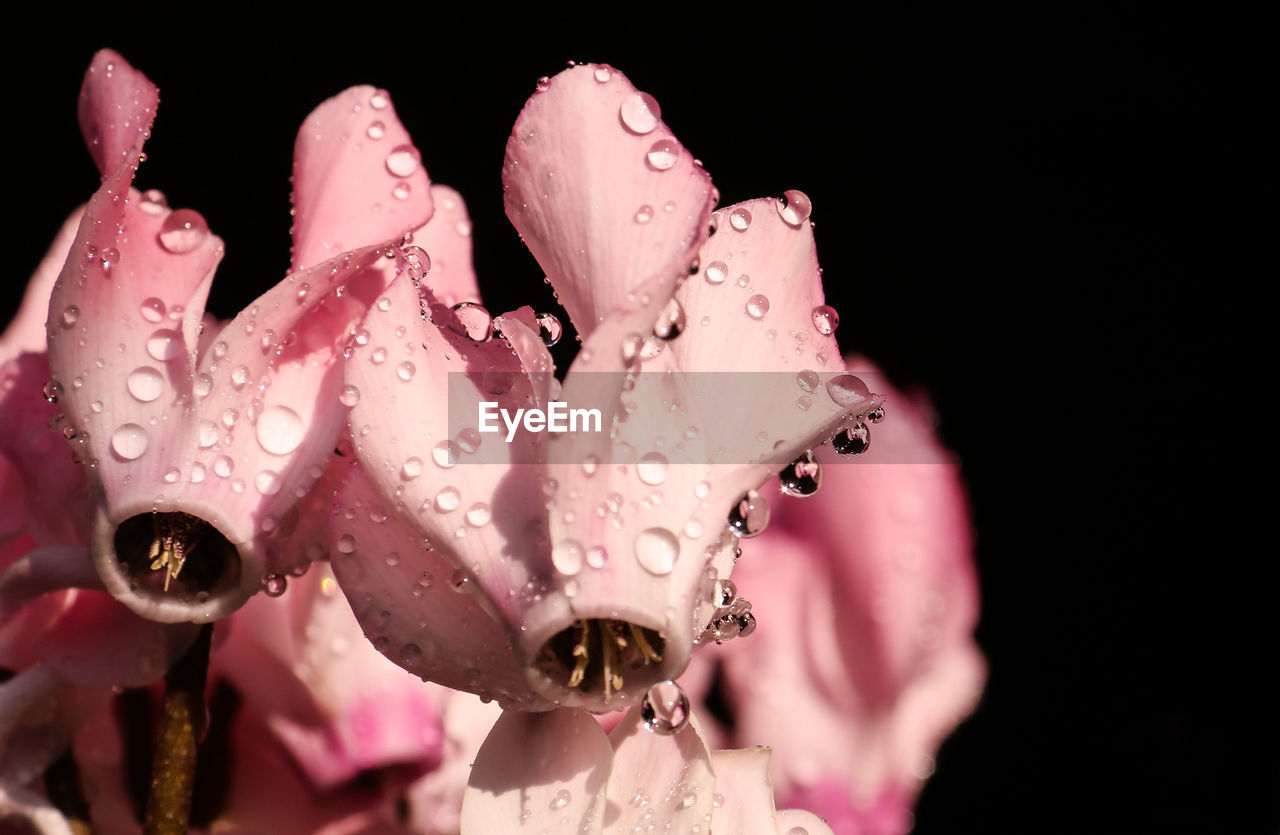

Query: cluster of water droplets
[693,575,757,647]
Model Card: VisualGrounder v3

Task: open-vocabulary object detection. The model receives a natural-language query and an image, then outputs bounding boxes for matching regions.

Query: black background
[4,5,1269,833]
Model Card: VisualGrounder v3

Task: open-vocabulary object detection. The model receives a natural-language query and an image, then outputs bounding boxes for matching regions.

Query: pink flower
[701,365,985,834]
[43,50,435,623]
[331,63,881,711]
[460,702,836,834]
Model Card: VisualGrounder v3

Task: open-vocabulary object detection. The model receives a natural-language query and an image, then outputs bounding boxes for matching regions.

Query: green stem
[143,624,212,835]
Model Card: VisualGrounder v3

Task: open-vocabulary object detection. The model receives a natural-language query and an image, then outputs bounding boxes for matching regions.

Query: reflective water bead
[255,405,304,455]
[827,373,872,410]
[552,539,585,576]
[729,207,752,231]
[634,204,654,224]
[126,367,164,402]
[637,452,669,485]
[653,298,685,340]
[138,189,168,215]
[713,578,738,608]
[158,209,210,254]
[396,361,416,382]
[255,470,282,495]
[779,450,823,497]
[619,91,661,135]
[745,295,770,320]
[366,121,385,140]
[434,486,460,512]
[465,503,491,527]
[145,329,182,362]
[391,181,412,200]
[339,385,360,406]
[776,189,813,227]
[811,304,839,336]
[60,306,79,328]
[432,441,460,468]
[868,406,886,423]
[833,423,871,456]
[402,457,424,479]
[140,297,166,323]
[640,680,690,735]
[796,369,820,393]
[263,575,288,597]
[385,144,420,178]
[704,261,728,286]
[727,490,770,538]
[536,312,563,347]
[635,527,679,575]
[369,89,390,109]
[110,424,148,460]
[450,302,493,342]
[645,138,679,171]
[593,66,612,83]
[550,789,571,810]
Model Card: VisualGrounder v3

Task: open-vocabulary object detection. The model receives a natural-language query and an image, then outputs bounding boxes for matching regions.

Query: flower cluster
[0,50,982,833]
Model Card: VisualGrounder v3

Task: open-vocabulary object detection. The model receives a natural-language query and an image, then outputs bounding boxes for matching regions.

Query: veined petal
[708,747,780,835]
[330,462,543,709]
[503,64,714,339]
[291,85,433,272]
[461,708,611,833]
[0,207,83,364]
[77,49,156,179]
[413,184,481,306]
[604,707,715,833]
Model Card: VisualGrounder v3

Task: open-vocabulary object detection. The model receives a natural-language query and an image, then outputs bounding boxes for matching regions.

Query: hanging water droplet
[652,298,685,340]
[619,92,661,134]
[729,207,752,231]
[635,527,679,575]
[833,423,871,456]
[449,302,493,342]
[745,295,770,320]
[339,385,361,407]
[145,329,183,361]
[868,406,886,423]
[110,424,148,460]
[780,450,823,497]
[827,374,872,411]
[776,189,813,227]
[637,452,669,486]
[535,312,563,347]
[127,367,164,402]
[60,306,80,328]
[385,144,421,177]
[645,138,679,171]
[43,379,63,403]
[737,612,757,637]
[727,490,770,538]
[811,304,839,335]
[713,578,738,608]
[158,209,210,254]
[263,574,288,597]
[641,680,690,735]
[634,204,654,224]
[552,539,585,576]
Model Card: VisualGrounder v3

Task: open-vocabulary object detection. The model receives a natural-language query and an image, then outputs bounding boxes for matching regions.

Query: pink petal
[503,64,715,338]
[0,666,108,783]
[461,708,611,832]
[708,747,781,835]
[406,690,503,835]
[290,85,433,272]
[781,781,909,835]
[0,208,83,364]
[330,462,544,709]
[77,49,157,179]
[0,546,103,617]
[217,563,443,791]
[605,707,715,833]
[0,782,77,835]
[412,184,481,306]
[774,809,837,835]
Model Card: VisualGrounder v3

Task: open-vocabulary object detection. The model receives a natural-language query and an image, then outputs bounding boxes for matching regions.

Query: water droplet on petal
[397,361,416,382]
[620,92,661,134]
[637,452,669,485]
[827,373,871,410]
[127,367,164,402]
[385,144,420,177]
[432,441,460,468]
[450,302,493,342]
[366,120,385,140]
[391,181,412,200]
[255,470,282,495]
[263,575,287,597]
[704,261,728,286]
[336,534,357,554]
[729,207,752,231]
[256,405,304,455]
[552,539,585,576]
[645,138,679,171]
[728,490,770,538]
[139,189,168,215]
[339,385,361,407]
[550,789,572,810]
[60,306,80,328]
[811,304,839,335]
[434,486,460,512]
[634,204,654,224]
[110,424,148,460]
[635,527,679,575]
[536,312,562,347]
[594,66,612,83]
[833,423,871,456]
[369,89,390,109]
[780,450,823,497]
[653,298,685,340]
[158,209,210,254]
[213,455,234,478]
[641,680,690,735]
[745,295,770,320]
[796,370,820,393]
[868,406,886,423]
[140,298,166,323]
[776,189,813,227]
[402,457,424,479]
[465,503,491,527]
[145,329,183,361]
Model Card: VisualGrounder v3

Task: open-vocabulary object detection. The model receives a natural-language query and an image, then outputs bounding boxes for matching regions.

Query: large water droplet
[158,209,210,254]
[811,305,839,336]
[552,539,585,576]
[432,441,460,468]
[704,261,728,286]
[385,145,421,178]
[110,424,148,460]
[776,189,813,227]
[727,490,770,538]
[827,374,871,411]
[645,138,679,171]
[450,302,493,342]
[145,329,183,362]
[434,486,460,512]
[641,680,690,735]
[833,423,871,456]
[729,207,752,231]
[536,312,563,347]
[263,575,288,597]
[255,470,282,495]
[780,450,822,497]
[619,92,661,135]
[213,455,234,478]
[465,503,491,527]
[127,367,164,402]
[256,405,304,455]
[339,385,361,407]
[635,527,679,575]
[396,361,416,382]
[745,295,770,320]
[637,452,669,486]
[139,298,166,323]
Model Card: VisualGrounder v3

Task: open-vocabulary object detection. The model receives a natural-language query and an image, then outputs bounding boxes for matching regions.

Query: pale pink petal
[412,184,480,306]
[291,86,433,272]
[0,782,77,835]
[503,63,715,338]
[0,666,108,783]
[461,708,611,833]
[217,563,443,791]
[774,808,837,835]
[605,707,714,833]
[0,208,83,364]
[330,462,543,708]
[77,49,157,178]
[0,355,90,547]
[708,747,781,835]
[407,690,503,835]
[0,455,24,549]
[0,547,102,616]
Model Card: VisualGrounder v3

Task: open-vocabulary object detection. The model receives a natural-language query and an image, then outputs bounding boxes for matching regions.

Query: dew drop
[641,680,690,735]
[780,450,823,497]
[827,374,872,410]
[126,367,164,402]
[339,385,361,407]
[255,470,282,495]
[198,420,219,448]
[336,534,356,554]
[652,298,685,340]
[253,405,303,455]
[366,120,385,140]
[402,457,424,479]
[139,189,168,215]
[536,312,563,347]
[263,575,287,597]
[704,261,728,286]
[619,92,661,135]
[635,527,679,575]
[634,204,654,224]
[158,209,210,254]
[391,181,412,201]
[833,423,871,456]
[145,329,183,361]
[796,370,820,393]
[110,424,148,460]
[140,297,166,323]
[450,569,473,592]
[450,302,493,342]
[637,452,669,486]
[396,361,416,382]
[434,486,460,512]
[369,89,389,109]
[213,456,234,478]
[745,295,770,320]
[587,546,608,568]
[645,138,679,171]
[163,467,181,484]
[594,66,612,83]
[465,503,491,527]
[190,462,206,483]
[776,189,813,227]
[552,539,585,576]
[432,441,460,468]
[385,144,420,177]
[868,406,886,423]
[729,207,752,231]
[727,490,770,538]
[550,789,572,810]
[713,578,738,608]
[811,304,839,336]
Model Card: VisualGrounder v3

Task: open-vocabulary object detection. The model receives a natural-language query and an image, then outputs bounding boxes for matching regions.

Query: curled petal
[77,49,156,178]
[708,747,781,835]
[291,85,433,272]
[461,708,611,832]
[503,64,715,338]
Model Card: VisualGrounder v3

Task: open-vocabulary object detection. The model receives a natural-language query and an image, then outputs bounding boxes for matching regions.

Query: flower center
[114,512,240,597]
[540,619,665,703]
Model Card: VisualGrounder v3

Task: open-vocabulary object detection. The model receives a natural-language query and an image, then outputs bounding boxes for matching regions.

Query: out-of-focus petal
[503,64,714,338]
[0,782,76,835]
[407,691,503,835]
[774,808,837,835]
[291,85,433,272]
[413,184,480,306]
[708,747,781,835]
[77,49,156,179]
[0,208,83,364]
[461,708,611,832]
[0,666,108,784]
[0,547,102,616]
[605,708,714,833]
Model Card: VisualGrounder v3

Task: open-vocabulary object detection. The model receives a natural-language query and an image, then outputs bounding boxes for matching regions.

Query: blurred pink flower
[698,365,985,835]
[332,63,880,713]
